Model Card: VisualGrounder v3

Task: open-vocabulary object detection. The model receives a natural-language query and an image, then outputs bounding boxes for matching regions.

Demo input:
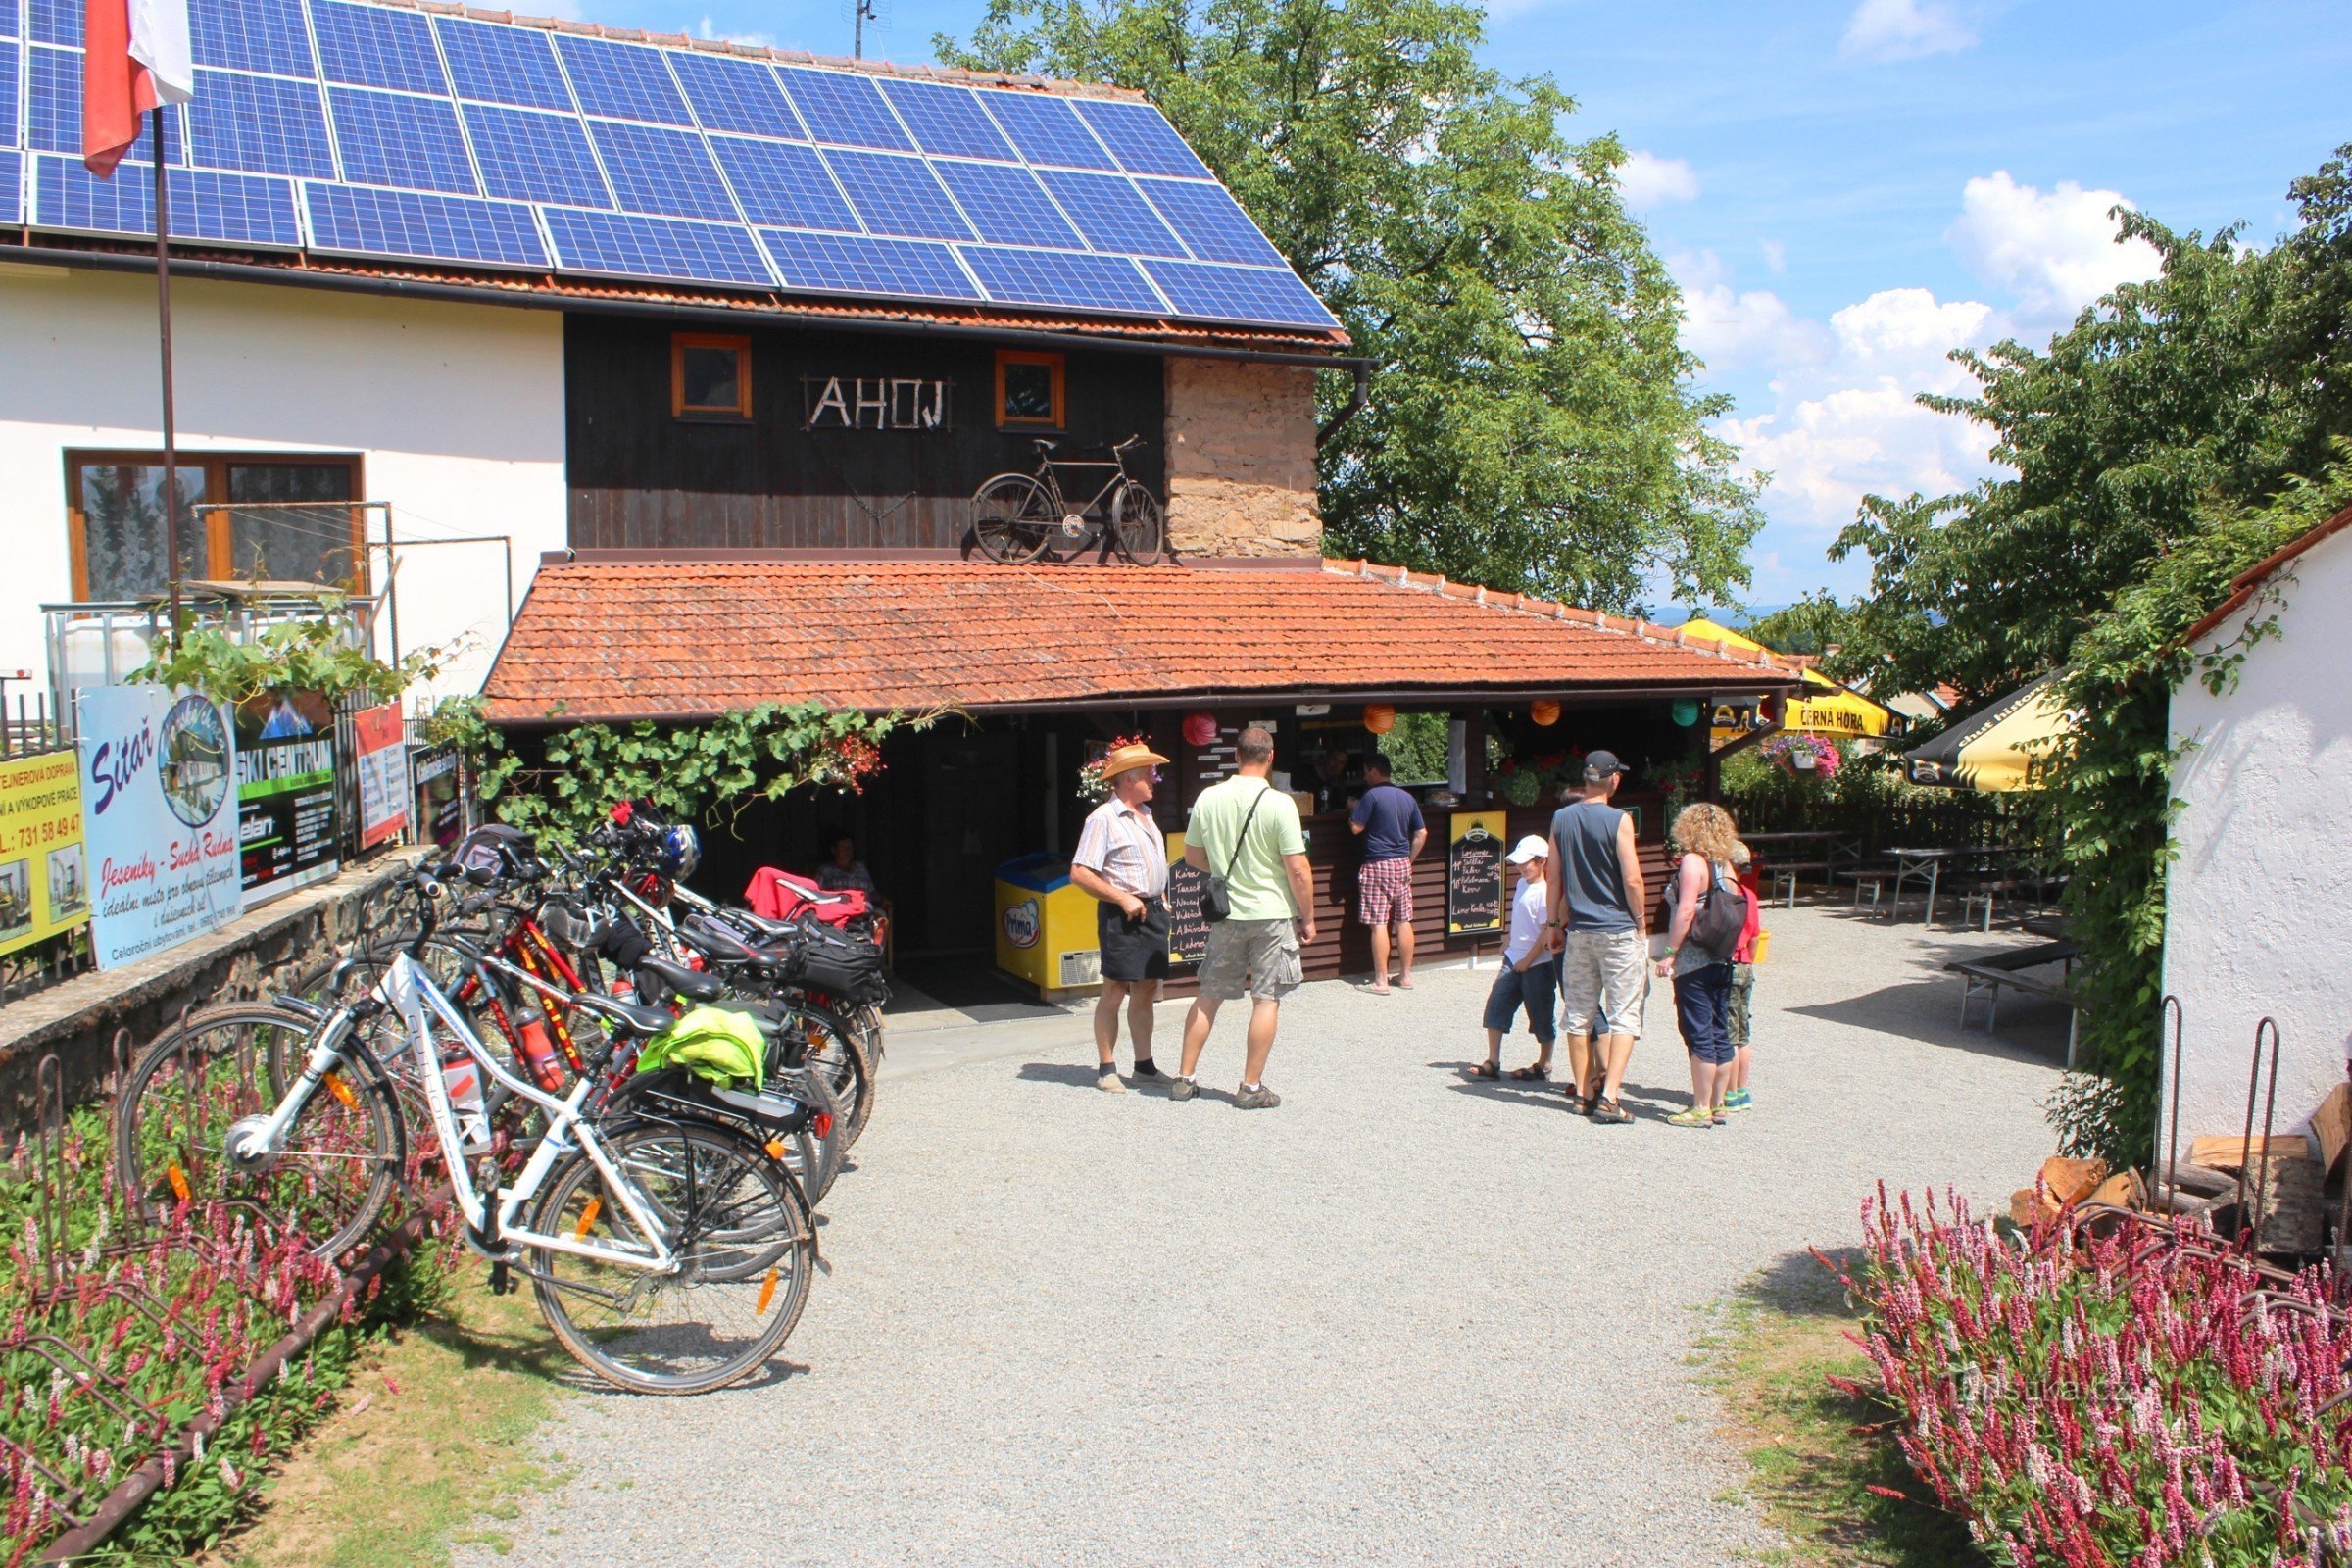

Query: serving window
[65,451,365,600]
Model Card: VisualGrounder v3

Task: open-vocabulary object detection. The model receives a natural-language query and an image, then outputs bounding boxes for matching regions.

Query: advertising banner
[410,745,466,849]
[1446,809,1509,936]
[0,749,90,958]
[352,704,409,850]
[78,685,243,969]
[235,689,341,905]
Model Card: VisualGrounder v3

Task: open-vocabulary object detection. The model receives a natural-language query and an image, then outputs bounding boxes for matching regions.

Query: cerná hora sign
[804,376,953,431]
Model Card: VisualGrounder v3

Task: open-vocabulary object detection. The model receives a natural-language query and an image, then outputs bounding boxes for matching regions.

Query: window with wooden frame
[672,332,753,420]
[995,350,1064,429]
[64,451,365,601]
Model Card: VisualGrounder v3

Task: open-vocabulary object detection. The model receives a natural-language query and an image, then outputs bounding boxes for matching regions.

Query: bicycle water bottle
[512,1004,564,1093]
[440,1053,493,1154]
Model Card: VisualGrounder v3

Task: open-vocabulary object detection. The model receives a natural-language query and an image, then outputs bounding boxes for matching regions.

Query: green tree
[936,0,1762,612]
[1743,592,1861,662]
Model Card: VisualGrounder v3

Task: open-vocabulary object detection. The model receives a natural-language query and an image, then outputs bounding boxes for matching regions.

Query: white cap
[1506,834,1549,864]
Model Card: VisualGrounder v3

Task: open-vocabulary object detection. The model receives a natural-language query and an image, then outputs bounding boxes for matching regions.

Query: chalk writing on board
[1166,856,1211,965]
[1447,824,1505,935]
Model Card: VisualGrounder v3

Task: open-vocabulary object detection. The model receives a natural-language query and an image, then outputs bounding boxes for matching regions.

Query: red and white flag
[81,0,194,179]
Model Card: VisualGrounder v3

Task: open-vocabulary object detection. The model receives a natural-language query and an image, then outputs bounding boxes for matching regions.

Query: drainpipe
[1316,358,1371,449]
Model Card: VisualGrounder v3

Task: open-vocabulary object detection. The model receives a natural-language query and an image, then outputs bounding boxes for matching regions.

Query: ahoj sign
[77,686,243,969]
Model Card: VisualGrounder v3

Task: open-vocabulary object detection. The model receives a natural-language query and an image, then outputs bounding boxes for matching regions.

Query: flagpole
[153,107,181,650]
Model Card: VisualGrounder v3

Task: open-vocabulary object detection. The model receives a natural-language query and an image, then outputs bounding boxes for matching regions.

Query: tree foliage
[132,611,453,707]
[936,0,1761,612]
[1742,592,1863,662]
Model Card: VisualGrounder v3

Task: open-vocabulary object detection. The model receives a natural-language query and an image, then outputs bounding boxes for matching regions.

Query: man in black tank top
[1543,751,1648,1123]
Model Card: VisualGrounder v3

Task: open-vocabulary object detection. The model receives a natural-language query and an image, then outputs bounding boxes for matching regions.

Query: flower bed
[1845,1188,2352,1567]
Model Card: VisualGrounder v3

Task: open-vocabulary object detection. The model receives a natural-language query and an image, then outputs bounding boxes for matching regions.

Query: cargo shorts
[1557,927,1648,1039]
[1197,917,1304,1003]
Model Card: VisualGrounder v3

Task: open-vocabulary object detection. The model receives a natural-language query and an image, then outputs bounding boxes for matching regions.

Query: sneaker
[1724,1088,1753,1112]
[1666,1106,1715,1129]
[1098,1070,1127,1094]
[1235,1084,1283,1110]
[1169,1077,1200,1102]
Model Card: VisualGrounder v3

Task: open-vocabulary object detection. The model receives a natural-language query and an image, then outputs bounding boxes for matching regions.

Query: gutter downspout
[1315,358,1370,448]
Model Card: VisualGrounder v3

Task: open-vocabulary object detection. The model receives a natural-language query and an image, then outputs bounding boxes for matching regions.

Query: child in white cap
[1470,835,1559,1081]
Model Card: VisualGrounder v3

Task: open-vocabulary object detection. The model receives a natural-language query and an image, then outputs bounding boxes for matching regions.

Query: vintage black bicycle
[970,434,1164,565]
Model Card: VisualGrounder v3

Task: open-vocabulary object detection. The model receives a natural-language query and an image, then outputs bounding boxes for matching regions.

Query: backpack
[1688,859,1747,960]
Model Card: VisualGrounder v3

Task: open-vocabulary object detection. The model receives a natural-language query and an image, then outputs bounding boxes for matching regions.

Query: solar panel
[0,0,16,40]
[555,35,690,126]
[961,246,1164,315]
[36,153,301,246]
[27,44,174,160]
[305,181,548,268]
[543,206,774,287]
[461,102,609,208]
[1138,176,1283,267]
[1142,258,1337,328]
[821,147,969,241]
[760,228,979,300]
[188,0,314,77]
[328,87,476,195]
[1072,98,1210,179]
[588,119,736,221]
[187,70,336,179]
[435,17,572,111]
[709,134,857,231]
[878,79,1014,162]
[313,1,448,96]
[981,93,1115,171]
[669,51,803,139]
[774,66,910,151]
[1035,168,1185,257]
[0,151,19,224]
[1,42,18,148]
[26,0,72,46]
[931,159,1082,250]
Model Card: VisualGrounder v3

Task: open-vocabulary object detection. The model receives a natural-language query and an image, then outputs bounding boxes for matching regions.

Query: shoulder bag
[1200,784,1270,924]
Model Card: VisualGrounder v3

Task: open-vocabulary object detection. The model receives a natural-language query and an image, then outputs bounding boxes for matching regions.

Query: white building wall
[2161,528,2352,1160]
[0,262,567,703]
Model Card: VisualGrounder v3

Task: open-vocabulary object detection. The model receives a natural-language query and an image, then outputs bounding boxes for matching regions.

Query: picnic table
[1944,939,2085,1064]
[1742,829,1863,907]
[1869,845,2023,925]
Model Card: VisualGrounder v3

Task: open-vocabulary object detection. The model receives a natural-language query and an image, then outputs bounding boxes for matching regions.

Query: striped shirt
[1073,798,1168,899]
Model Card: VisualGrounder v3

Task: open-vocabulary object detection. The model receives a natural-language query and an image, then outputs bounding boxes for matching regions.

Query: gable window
[995,350,1063,429]
[673,333,752,420]
[66,452,364,601]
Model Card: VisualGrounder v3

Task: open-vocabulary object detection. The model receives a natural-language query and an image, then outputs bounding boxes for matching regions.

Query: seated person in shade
[816,831,878,898]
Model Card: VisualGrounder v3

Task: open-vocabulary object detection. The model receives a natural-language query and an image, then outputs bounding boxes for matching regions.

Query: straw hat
[1099,741,1170,782]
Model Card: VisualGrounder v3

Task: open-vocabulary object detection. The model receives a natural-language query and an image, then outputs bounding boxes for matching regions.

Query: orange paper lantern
[1363,704,1396,735]
[1530,699,1561,727]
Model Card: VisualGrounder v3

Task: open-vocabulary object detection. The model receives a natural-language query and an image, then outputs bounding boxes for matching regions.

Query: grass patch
[214,1270,574,1568]
[1697,1250,1985,1568]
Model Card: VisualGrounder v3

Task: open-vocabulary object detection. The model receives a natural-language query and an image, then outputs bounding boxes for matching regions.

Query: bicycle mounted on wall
[969,434,1165,565]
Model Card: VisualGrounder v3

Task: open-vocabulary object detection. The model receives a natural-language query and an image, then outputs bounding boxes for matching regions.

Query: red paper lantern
[1182,710,1218,748]
[1363,703,1396,735]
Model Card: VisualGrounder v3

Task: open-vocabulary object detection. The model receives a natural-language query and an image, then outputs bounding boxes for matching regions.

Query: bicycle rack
[2236,1016,2283,1245]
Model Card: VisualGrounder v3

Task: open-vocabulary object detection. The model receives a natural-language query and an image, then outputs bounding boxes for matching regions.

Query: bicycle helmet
[656,822,701,880]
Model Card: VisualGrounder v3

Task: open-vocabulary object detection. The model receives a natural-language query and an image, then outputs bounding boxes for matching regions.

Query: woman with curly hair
[1653,802,1746,1128]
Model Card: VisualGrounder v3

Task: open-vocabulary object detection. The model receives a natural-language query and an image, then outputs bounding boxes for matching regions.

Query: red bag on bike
[744,866,867,927]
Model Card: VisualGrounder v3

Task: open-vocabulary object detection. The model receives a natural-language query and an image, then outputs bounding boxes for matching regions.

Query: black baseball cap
[1584,749,1626,780]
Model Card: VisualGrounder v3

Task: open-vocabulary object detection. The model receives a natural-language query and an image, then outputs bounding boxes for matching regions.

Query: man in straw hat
[1070,739,1174,1092]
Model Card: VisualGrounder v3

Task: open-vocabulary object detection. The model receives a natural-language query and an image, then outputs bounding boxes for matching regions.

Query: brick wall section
[1163,358,1320,557]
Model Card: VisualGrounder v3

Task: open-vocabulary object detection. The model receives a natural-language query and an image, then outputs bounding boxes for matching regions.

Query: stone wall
[1163,358,1320,557]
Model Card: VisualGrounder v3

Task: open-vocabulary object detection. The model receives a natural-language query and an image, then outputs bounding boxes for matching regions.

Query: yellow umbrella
[1902,676,2073,792]
[1682,618,1898,739]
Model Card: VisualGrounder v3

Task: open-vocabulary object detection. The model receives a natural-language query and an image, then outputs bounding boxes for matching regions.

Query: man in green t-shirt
[1171,725,1315,1109]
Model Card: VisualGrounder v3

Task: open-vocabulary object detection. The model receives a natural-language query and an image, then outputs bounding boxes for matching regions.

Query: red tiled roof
[2180,501,2352,648]
[480,556,1803,722]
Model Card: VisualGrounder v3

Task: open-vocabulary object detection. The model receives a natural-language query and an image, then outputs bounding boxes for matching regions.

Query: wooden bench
[1766,860,1835,907]
[1839,867,1895,913]
[1947,941,2085,1064]
[1958,875,2065,932]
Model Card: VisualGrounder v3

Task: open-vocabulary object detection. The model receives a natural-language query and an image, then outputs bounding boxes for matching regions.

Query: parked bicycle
[971,435,1164,565]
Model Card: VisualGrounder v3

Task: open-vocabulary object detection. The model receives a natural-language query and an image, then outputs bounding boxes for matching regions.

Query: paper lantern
[1672,699,1702,728]
[1363,704,1396,735]
[1182,710,1218,748]
[1530,699,1561,727]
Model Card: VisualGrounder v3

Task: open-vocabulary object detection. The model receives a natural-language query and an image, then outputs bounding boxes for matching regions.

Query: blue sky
[564,0,2346,607]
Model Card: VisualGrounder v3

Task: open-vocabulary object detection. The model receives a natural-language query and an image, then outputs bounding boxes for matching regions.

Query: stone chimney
[1161,358,1321,557]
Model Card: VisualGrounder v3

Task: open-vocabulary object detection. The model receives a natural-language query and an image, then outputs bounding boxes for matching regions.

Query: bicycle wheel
[114,1004,405,1261]
[772,1003,875,1149]
[971,474,1054,564]
[528,1119,812,1396]
[783,1064,844,1203]
[1111,480,1165,565]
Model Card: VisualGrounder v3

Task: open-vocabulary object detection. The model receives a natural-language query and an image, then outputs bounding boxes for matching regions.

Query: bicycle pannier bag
[781,923,890,1006]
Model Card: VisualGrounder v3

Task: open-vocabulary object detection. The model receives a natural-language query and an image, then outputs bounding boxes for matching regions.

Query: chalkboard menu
[1446,813,1508,935]
[1165,849,1210,966]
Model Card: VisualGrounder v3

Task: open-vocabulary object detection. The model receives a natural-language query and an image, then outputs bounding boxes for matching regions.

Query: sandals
[1469,1060,1500,1080]
[1508,1063,1550,1082]
[1590,1098,1634,1124]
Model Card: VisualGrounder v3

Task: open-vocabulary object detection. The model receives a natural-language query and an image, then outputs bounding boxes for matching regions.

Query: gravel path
[461,906,2063,1567]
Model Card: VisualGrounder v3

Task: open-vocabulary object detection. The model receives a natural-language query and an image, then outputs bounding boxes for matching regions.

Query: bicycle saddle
[680,914,761,964]
[570,992,678,1035]
[636,956,726,1004]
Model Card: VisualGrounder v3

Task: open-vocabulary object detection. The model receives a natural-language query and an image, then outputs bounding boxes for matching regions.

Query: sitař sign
[79,686,243,969]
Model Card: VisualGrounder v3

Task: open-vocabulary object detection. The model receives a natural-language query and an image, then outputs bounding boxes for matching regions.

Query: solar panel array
[1,0,1336,331]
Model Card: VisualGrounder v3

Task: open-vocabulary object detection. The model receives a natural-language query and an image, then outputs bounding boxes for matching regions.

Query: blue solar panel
[26,0,72,46]
[555,35,689,125]
[543,206,773,286]
[0,0,16,40]
[709,134,856,231]
[1035,168,1184,257]
[1072,98,1210,178]
[821,147,968,241]
[879,80,1013,162]
[774,67,909,151]
[305,182,548,268]
[1139,176,1282,266]
[328,88,476,195]
[981,92,1115,171]
[962,246,1163,314]
[435,18,572,111]
[313,1,448,96]
[932,160,1081,250]
[669,51,802,139]
[1,43,18,147]
[187,70,335,179]
[461,102,608,207]
[0,151,18,223]
[588,119,735,220]
[27,44,172,160]
[760,227,979,300]
[188,0,313,77]
[36,153,301,245]
[1142,258,1336,328]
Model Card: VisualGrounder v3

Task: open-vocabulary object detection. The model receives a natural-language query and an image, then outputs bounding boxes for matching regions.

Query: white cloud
[1719,377,1995,536]
[1759,238,1787,275]
[1619,150,1699,211]
[696,14,774,45]
[1829,287,1993,367]
[1840,0,1977,63]
[1945,171,2164,324]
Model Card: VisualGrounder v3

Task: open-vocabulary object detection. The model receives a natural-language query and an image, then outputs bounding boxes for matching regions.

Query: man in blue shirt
[1350,753,1428,993]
